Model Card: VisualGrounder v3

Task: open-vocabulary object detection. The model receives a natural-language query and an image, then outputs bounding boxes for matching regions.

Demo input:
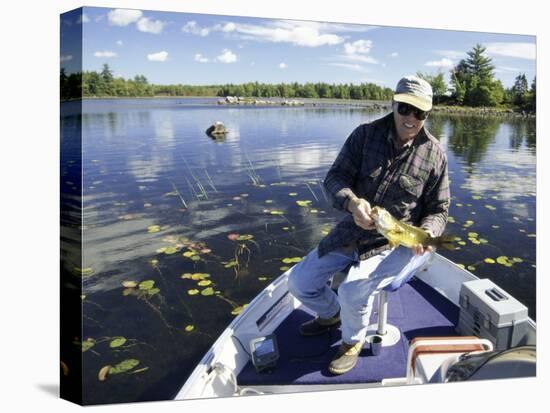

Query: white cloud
[218,21,344,47]
[217,49,237,63]
[390,52,398,58]
[137,17,164,34]
[77,14,90,24]
[183,19,362,48]
[494,66,522,74]
[341,39,378,64]
[60,55,73,63]
[116,40,123,46]
[279,62,287,69]
[108,9,143,26]
[344,39,372,55]
[147,51,168,62]
[326,62,365,72]
[486,42,535,60]
[434,50,466,60]
[94,51,117,58]
[221,22,236,32]
[425,58,454,68]
[194,53,209,63]
[182,21,210,36]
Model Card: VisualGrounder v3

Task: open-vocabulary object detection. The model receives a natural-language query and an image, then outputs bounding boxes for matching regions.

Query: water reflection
[446,115,501,165]
[65,100,536,404]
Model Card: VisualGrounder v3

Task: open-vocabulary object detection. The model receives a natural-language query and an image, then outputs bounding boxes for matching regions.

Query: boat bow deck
[237,277,459,386]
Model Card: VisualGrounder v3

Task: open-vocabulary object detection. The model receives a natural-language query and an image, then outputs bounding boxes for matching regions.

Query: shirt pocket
[388,173,424,216]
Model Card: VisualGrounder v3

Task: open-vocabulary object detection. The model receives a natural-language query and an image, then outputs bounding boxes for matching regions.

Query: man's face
[392,102,426,143]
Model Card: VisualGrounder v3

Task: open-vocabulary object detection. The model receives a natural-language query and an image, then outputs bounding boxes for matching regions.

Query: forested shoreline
[60,44,535,113]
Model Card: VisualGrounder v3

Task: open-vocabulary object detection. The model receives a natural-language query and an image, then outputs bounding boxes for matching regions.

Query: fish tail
[431,234,457,251]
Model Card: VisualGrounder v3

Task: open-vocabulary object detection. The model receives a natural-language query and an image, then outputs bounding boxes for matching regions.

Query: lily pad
[280,266,290,272]
[139,280,155,290]
[496,256,510,265]
[81,339,95,352]
[182,251,197,257]
[282,257,303,264]
[296,200,312,207]
[147,288,161,296]
[484,258,496,264]
[472,195,482,200]
[187,289,199,296]
[109,359,140,375]
[485,205,497,211]
[231,305,247,315]
[122,280,138,288]
[147,225,161,233]
[270,210,284,215]
[184,325,194,332]
[198,280,212,287]
[223,260,237,268]
[512,257,523,263]
[236,234,254,241]
[201,287,215,296]
[73,267,94,277]
[109,337,127,348]
[288,192,298,196]
[467,265,476,271]
[467,232,479,238]
[190,255,201,261]
[164,246,178,255]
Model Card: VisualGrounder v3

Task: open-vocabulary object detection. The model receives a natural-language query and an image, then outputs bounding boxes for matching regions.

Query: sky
[60,6,537,89]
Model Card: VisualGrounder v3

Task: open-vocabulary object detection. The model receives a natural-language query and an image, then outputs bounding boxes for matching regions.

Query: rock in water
[206,121,228,138]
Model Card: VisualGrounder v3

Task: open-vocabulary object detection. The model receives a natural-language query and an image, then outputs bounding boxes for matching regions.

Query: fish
[370,206,455,250]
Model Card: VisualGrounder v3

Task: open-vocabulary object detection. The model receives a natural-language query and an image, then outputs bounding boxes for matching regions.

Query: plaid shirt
[319,112,450,259]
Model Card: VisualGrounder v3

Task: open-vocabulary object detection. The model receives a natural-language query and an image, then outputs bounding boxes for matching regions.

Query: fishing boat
[175,252,536,400]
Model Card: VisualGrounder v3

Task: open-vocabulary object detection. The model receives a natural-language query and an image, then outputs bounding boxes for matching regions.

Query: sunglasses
[396,102,430,120]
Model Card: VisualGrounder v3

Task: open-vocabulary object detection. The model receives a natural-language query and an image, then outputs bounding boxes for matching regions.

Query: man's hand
[412,244,434,256]
[413,229,435,255]
[348,197,375,230]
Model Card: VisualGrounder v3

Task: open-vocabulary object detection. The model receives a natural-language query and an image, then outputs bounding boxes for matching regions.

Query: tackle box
[456,279,529,350]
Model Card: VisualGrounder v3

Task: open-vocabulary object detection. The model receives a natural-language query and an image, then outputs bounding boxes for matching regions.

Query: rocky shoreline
[217,96,534,117]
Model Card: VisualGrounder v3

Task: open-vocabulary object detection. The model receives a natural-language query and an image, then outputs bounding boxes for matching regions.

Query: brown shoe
[299,312,340,336]
[328,341,364,375]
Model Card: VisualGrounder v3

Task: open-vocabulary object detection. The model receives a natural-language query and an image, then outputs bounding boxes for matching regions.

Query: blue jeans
[287,246,432,344]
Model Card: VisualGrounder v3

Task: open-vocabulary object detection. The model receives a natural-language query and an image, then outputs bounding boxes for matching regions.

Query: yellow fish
[370,206,454,250]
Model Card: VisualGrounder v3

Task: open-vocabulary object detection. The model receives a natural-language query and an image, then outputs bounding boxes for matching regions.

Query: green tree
[511,73,529,107]
[529,76,536,111]
[417,71,447,104]
[450,44,502,107]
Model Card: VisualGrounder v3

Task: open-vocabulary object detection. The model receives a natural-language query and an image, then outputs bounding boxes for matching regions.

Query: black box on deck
[456,279,529,350]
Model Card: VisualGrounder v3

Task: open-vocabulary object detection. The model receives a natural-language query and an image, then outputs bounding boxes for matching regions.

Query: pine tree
[511,73,529,106]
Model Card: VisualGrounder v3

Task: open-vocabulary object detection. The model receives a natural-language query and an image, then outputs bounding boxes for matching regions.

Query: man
[287,75,450,375]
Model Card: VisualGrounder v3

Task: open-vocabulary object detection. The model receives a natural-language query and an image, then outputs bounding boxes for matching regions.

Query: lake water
[60,98,536,404]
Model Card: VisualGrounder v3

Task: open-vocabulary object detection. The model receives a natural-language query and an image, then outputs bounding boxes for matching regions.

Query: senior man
[287,75,450,375]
